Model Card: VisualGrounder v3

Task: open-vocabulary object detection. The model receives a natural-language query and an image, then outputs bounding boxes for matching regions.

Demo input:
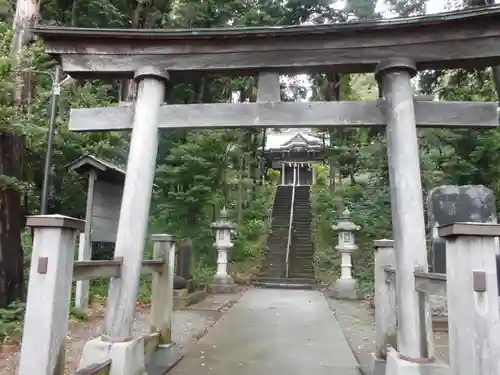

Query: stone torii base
[384,348,450,375]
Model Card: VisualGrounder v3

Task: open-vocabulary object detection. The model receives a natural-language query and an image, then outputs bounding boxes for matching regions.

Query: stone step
[252,277,321,290]
[287,273,315,279]
[289,264,314,268]
[289,264,313,268]
[252,281,320,290]
[252,276,316,284]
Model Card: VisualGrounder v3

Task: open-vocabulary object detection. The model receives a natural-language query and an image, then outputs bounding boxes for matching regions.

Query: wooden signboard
[68,154,126,244]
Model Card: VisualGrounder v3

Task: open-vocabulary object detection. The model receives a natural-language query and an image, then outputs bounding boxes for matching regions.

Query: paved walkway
[170,288,359,375]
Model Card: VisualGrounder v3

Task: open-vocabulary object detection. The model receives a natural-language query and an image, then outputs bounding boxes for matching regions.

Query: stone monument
[173,238,193,290]
[208,208,239,293]
[328,209,361,300]
[427,184,499,325]
[428,185,497,273]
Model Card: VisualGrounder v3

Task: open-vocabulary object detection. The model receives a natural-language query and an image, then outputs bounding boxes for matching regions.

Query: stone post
[151,234,176,344]
[18,215,84,375]
[75,232,90,310]
[370,239,397,375]
[376,58,433,361]
[208,208,239,293]
[438,222,500,375]
[104,66,169,340]
[75,168,96,310]
[328,209,361,300]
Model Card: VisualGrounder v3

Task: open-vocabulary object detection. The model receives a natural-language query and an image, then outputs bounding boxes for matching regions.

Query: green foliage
[232,182,276,262]
[311,165,341,284]
[312,159,392,292]
[2,0,499,314]
[0,301,24,343]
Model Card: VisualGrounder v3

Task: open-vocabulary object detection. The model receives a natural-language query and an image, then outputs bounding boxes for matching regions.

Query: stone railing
[371,223,500,375]
[17,215,179,375]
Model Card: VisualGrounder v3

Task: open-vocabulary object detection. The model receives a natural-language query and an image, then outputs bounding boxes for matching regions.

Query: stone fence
[370,222,500,375]
[17,215,177,375]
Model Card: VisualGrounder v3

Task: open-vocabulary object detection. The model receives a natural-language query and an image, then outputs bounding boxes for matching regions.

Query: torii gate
[30,4,500,374]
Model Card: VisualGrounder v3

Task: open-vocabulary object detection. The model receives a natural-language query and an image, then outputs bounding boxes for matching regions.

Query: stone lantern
[328,209,361,300]
[208,208,239,294]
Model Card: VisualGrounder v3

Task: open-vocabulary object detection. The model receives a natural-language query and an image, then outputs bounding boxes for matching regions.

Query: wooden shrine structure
[17,4,500,375]
[265,129,324,185]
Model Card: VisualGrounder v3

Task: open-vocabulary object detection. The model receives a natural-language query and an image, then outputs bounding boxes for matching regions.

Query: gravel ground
[326,296,450,374]
[0,291,244,374]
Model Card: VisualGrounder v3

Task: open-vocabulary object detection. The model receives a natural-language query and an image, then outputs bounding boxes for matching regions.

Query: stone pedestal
[385,348,450,375]
[78,337,182,375]
[173,288,207,309]
[369,352,387,375]
[208,274,239,294]
[78,337,148,375]
[327,277,361,300]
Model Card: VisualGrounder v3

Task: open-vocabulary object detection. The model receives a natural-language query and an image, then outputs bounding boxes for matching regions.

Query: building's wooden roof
[32,4,500,77]
[68,154,160,188]
[67,154,126,185]
[33,4,499,40]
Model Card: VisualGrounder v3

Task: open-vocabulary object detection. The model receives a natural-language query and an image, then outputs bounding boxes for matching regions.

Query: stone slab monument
[176,238,194,289]
[428,185,497,273]
[427,185,499,322]
[172,237,206,309]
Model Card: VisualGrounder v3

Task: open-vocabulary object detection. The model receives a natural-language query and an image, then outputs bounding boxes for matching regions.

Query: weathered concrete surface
[170,288,359,375]
[328,298,450,374]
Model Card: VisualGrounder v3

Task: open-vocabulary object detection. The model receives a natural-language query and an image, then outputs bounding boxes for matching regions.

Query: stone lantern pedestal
[208,208,239,294]
[328,209,362,300]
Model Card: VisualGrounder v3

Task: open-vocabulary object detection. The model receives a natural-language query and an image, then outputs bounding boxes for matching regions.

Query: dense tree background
[0,0,498,332]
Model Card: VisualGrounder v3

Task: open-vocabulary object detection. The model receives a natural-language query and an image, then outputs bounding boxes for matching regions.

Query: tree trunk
[0,134,24,307]
[327,73,340,194]
[0,0,40,307]
[71,0,79,26]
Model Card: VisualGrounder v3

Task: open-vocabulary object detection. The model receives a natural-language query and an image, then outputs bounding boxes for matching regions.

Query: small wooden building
[68,154,126,244]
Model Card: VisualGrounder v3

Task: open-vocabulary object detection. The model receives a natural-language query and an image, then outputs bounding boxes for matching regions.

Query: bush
[311,164,392,292]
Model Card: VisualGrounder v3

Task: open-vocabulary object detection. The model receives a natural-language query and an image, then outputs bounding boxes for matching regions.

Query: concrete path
[170,288,359,375]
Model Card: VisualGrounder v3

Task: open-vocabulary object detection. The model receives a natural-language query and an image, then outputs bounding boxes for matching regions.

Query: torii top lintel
[32,4,500,79]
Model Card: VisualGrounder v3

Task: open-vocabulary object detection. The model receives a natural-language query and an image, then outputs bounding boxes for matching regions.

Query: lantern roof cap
[332,208,361,231]
[212,207,236,229]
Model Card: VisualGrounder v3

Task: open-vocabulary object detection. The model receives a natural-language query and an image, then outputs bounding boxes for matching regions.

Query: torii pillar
[104,66,169,341]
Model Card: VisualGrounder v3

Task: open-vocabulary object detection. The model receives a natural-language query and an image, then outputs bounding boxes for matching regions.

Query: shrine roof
[265,129,325,151]
[33,4,500,41]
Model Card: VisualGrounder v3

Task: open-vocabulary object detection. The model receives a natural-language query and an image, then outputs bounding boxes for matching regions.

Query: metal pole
[40,65,61,215]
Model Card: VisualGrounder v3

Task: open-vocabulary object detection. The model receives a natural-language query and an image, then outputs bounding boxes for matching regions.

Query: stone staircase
[254,185,316,288]
[289,186,315,280]
[259,185,291,279]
